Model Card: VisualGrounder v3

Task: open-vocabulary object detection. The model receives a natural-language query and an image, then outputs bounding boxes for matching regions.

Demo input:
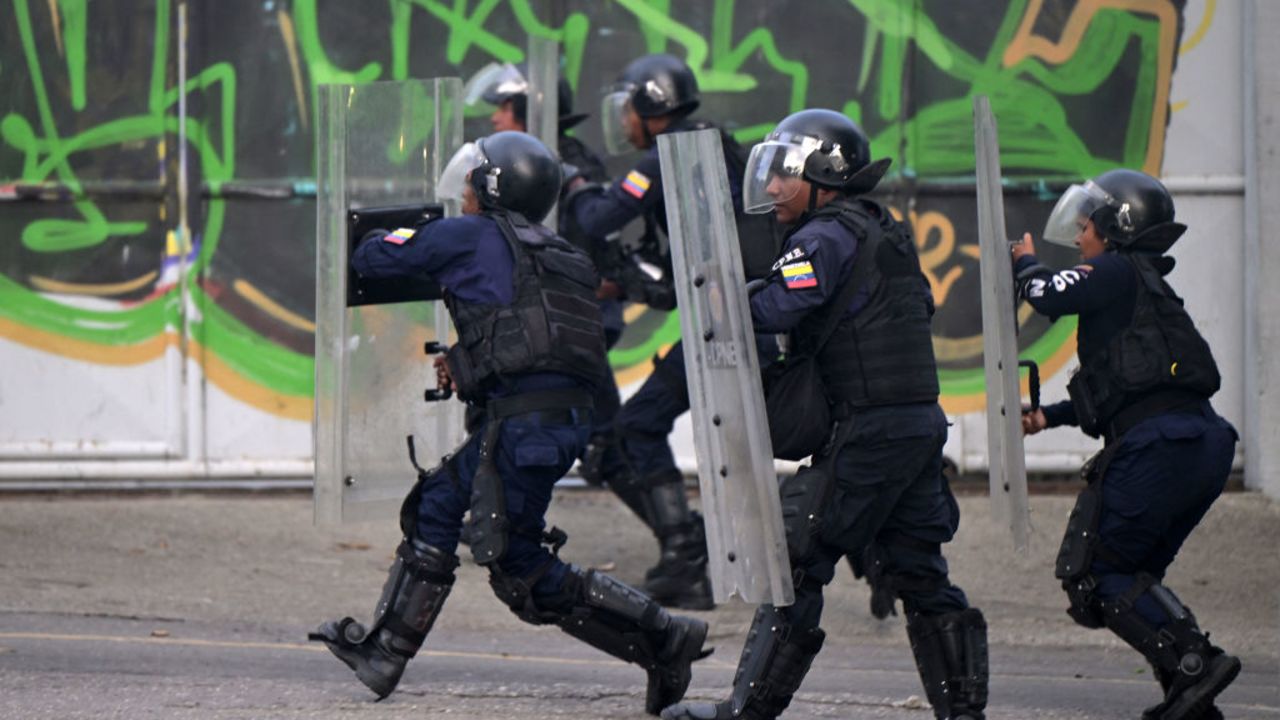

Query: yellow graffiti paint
[192,340,313,421]
[0,319,310,421]
[277,8,310,132]
[1179,0,1216,55]
[0,316,172,365]
[28,271,159,297]
[232,279,317,333]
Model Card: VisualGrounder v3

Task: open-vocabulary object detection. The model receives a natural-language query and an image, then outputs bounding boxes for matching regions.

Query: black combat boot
[642,470,714,610]
[309,538,457,699]
[553,569,711,715]
[1144,664,1226,720]
[906,608,989,720]
[1103,579,1239,720]
[661,604,825,720]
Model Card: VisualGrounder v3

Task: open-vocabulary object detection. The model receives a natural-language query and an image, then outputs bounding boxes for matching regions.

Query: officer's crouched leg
[491,563,711,716]
[661,604,824,720]
[309,538,458,699]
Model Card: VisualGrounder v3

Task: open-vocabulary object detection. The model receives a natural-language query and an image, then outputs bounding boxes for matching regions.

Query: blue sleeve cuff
[1041,400,1078,428]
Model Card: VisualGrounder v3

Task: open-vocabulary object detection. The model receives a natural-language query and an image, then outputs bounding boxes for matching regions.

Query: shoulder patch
[621,170,651,199]
[782,260,818,290]
[382,227,416,245]
[770,246,807,272]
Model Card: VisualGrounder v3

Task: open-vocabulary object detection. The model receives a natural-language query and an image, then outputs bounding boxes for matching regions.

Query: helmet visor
[437,142,485,203]
[742,137,818,214]
[1042,181,1113,246]
[600,87,634,155]
[463,63,527,107]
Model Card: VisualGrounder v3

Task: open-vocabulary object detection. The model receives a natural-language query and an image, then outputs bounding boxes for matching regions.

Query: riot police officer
[1014,169,1239,720]
[464,61,628,496]
[310,132,709,715]
[466,61,610,187]
[662,109,988,720]
[564,53,777,610]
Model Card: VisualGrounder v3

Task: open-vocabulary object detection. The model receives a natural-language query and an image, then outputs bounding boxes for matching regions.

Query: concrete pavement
[0,486,1276,718]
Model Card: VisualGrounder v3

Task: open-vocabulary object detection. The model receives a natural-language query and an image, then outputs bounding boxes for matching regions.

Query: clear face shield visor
[463,62,527,107]
[437,142,486,203]
[600,85,636,156]
[1042,180,1115,247]
[741,134,823,214]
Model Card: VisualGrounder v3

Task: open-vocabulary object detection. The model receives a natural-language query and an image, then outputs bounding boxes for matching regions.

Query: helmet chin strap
[806,184,819,213]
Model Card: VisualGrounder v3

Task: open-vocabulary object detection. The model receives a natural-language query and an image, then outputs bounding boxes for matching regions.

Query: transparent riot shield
[657,129,794,605]
[974,95,1032,551]
[525,36,559,231]
[314,78,466,526]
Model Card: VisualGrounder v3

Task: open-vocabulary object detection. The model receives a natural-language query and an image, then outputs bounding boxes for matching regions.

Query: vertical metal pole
[177,0,206,467]
[1243,0,1280,497]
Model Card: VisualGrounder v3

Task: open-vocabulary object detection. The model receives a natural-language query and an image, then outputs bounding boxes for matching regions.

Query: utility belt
[1103,388,1205,444]
[486,387,594,425]
[467,388,593,565]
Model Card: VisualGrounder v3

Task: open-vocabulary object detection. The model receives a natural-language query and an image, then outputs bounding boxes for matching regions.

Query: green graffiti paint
[0,0,1183,416]
[57,0,88,110]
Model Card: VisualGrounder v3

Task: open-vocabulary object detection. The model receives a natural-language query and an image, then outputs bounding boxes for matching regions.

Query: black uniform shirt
[1015,251,1139,427]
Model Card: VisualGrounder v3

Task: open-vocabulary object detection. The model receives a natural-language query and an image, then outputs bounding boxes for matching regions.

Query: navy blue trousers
[1091,402,1237,626]
[784,403,970,632]
[413,410,591,598]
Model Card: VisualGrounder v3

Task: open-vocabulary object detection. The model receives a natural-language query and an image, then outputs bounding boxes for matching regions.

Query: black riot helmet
[600,54,700,154]
[616,54,700,118]
[464,62,589,132]
[438,132,562,223]
[1043,168,1185,253]
[742,109,891,214]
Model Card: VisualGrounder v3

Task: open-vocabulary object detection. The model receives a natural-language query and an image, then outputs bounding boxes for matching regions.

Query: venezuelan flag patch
[782,261,818,289]
[621,170,651,199]
[383,227,416,245]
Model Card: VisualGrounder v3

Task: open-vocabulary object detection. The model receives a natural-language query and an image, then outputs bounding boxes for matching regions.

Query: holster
[778,422,849,564]
[466,420,508,565]
[445,344,484,404]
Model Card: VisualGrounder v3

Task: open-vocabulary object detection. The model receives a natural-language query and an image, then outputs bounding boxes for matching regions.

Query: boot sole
[1159,656,1241,720]
[319,638,400,700]
[646,619,711,715]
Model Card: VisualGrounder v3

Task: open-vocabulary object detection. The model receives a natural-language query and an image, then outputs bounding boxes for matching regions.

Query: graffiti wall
[0,0,1243,477]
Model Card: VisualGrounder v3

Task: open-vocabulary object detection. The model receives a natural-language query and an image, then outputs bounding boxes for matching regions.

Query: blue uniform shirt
[573,144,664,239]
[351,214,585,397]
[572,119,744,239]
[1015,251,1139,428]
[352,214,515,305]
[750,214,869,333]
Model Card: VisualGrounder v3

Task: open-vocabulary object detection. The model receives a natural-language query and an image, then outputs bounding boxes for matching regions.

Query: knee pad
[1055,483,1102,581]
[779,463,834,564]
[488,564,561,626]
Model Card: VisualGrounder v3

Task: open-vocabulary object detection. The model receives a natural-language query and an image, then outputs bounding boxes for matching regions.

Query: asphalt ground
[0,486,1276,719]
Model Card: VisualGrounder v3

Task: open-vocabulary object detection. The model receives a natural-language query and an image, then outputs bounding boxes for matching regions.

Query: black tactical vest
[792,199,940,409]
[444,211,608,402]
[1066,253,1220,436]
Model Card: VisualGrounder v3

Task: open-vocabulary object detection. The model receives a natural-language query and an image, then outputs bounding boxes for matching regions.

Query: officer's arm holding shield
[1014,169,1240,719]
[1011,229,1131,435]
[311,132,710,715]
[662,109,988,720]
